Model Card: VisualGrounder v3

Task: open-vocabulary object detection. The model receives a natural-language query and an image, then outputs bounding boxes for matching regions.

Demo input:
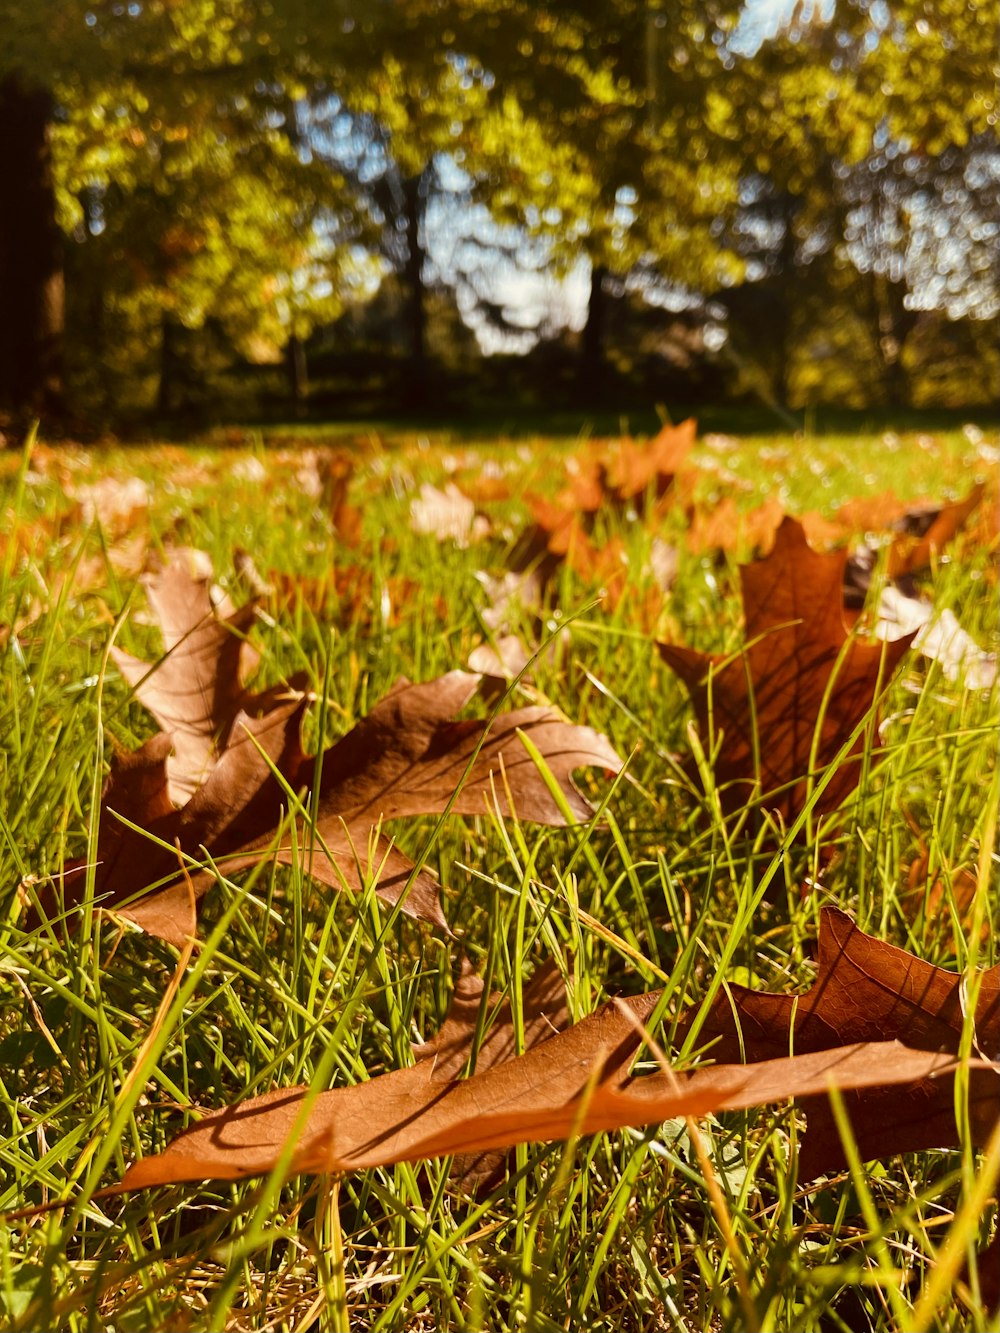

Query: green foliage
[0,0,995,420]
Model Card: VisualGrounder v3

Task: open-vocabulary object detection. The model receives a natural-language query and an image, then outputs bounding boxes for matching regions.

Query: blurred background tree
[0,0,995,429]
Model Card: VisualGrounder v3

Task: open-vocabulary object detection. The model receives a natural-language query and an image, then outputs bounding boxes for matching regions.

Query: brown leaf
[263,565,436,629]
[116,983,969,1191]
[884,482,985,579]
[71,474,150,540]
[412,958,571,1193]
[835,489,915,536]
[684,906,999,1177]
[901,849,987,945]
[111,550,296,803]
[468,634,535,683]
[659,517,913,823]
[842,483,986,602]
[515,422,695,589]
[319,453,363,546]
[36,672,623,945]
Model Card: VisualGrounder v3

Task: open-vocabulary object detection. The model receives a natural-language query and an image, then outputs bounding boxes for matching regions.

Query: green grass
[0,422,997,1332]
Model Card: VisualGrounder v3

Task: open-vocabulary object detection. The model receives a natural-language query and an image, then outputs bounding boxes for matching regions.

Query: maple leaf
[685,495,785,557]
[34,672,623,945]
[604,418,697,506]
[659,517,914,824]
[113,966,970,1192]
[514,420,695,589]
[412,957,571,1193]
[684,906,999,1177]
[843,482,986,605]
[111,550,298,803]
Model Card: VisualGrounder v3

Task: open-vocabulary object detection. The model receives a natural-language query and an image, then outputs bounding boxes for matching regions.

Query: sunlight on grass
[0,421,996,1331]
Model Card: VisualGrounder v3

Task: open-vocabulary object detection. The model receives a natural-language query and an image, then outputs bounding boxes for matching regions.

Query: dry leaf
[604,418,697,506]
[685,906,999,1177]
[413,958,571,1193]
[659,518,913,823]
[685,494,786,556]
[902,848,987,945]
[318,453,363,546]
[34,672,623,945]
[72,474,150,540]
[468,634,535,682]
[840,482,986,608]
[410,482,491,547]
[116,981,971,1190]
[111,550,298,803]
[872,584,996,691]
[885,484,985,578]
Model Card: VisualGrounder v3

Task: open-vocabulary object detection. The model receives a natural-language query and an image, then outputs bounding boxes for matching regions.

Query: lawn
[0,419,997,1332]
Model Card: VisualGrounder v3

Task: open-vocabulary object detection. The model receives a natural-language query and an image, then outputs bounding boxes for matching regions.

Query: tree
[461,0,746,397]
[0,0,382,421]
[713,0,998,407]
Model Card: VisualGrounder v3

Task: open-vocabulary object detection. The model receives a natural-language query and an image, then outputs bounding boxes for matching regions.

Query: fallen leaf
[902,848,986,945]
[318,453,363,546]
[413,958,571,1193]
[604,418,697,507]
[883,484,984,580]
[115,982,970,1191]
[685,495,786,557]
[835,489,917,537]
[841,483,985,600]
[410,482,491,547]
[468,634,535,682]
[871,584,996,691]
[516,421,695,581]
[71,474,150,540]
[684,906,999,1177]
[111,550,299,803]
[659,517,913,824]
[34,672,623,945]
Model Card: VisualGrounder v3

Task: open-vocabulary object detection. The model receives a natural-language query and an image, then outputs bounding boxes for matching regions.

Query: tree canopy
[0,0,995,423]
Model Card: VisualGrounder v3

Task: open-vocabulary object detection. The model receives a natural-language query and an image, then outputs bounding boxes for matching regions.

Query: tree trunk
[871,272,915,408]
[401,172,427,407]
[581,262,608,400]
[157,316,181,417]
[286,334,308,412]
[0,74,65,422]
[772,199,797,410]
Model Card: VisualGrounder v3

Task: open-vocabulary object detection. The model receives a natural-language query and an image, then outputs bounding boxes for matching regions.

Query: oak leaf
[659,517,913,823]
[685,906,999,1177]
